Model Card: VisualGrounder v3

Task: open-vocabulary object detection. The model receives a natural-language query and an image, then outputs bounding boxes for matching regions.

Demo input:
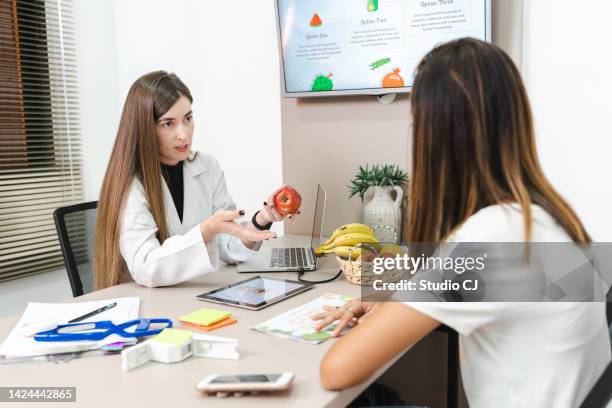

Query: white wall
[102,0,284,226]
[76,0,283,226]
[76,0,121,202]
[522,1,612,240]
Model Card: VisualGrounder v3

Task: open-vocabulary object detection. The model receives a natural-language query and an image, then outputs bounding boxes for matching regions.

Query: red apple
[273,185,302,216]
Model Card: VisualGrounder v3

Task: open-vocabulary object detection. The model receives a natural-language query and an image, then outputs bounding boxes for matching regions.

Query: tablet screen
[197,276,313,309]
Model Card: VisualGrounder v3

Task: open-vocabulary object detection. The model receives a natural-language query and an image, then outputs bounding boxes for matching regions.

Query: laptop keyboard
[271,248,308,268]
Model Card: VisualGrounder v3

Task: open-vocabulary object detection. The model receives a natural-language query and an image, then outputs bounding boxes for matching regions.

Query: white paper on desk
[0,297,140,359]
[252,293,352,345]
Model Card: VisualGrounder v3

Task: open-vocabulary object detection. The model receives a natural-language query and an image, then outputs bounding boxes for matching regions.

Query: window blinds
[0,0,83,282]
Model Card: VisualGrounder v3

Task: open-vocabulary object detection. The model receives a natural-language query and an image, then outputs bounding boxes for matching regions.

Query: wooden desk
[0,235,409,408]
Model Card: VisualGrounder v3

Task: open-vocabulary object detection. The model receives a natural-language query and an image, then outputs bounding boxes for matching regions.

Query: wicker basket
[336,255,403,286]
[335,228,403,285]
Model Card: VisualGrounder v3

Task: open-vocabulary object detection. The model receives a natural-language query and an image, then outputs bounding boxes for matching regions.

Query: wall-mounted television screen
[276,0,491,98]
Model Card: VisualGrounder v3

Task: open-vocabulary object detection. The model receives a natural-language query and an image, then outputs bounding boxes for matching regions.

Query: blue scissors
[33,318,172,342]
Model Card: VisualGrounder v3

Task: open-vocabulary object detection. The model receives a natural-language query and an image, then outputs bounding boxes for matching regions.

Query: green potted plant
[348,164,408,243]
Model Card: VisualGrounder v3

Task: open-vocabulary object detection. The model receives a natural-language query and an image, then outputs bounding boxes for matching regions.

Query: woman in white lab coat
[93,71,287,289]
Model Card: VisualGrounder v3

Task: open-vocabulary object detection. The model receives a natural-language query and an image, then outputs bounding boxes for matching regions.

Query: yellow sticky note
[152,328,193,346]
[179,308,231,327]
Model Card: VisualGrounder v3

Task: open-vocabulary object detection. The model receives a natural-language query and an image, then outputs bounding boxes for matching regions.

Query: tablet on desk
[196,276,314,310]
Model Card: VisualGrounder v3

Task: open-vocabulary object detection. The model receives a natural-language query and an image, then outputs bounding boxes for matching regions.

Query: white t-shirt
[404,204,611,408]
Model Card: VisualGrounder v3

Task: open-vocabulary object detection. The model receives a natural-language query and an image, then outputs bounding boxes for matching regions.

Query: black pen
[68,302,117,323]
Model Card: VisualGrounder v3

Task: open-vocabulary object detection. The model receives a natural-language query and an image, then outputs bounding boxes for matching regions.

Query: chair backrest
[607,292,612,326]
[53,201,98,297]
[579,360,612,408]
[582,287,612,408]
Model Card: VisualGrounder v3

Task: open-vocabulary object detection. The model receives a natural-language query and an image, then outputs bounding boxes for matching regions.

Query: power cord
[297,269,343,284]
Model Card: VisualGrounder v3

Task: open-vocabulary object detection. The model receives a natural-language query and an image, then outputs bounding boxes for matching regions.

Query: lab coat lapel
[182,155,208,232]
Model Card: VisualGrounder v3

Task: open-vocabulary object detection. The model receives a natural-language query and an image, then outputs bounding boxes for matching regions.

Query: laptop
[237,184,326,273]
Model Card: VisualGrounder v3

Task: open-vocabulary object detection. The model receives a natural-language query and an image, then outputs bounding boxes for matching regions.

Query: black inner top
[161,161,184,222]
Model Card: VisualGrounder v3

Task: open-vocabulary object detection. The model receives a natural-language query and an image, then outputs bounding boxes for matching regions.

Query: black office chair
[608,292,612,353]
[437,325,459,408]
[578,293,612,408]
[53,201,98,297]
[579,360,612,408]
[607,288,612,327]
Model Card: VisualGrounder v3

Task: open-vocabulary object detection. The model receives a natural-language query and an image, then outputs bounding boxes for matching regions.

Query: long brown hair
[406,38,590,244]
[94,71,193,290]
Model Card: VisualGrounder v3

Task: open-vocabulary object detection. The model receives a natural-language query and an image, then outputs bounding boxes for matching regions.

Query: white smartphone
[196,372,294,393]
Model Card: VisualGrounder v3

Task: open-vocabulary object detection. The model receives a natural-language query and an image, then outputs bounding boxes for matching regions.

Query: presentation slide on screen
[278,0,488,93]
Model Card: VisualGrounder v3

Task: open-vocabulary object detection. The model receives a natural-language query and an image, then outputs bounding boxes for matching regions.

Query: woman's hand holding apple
[258,184,302,224]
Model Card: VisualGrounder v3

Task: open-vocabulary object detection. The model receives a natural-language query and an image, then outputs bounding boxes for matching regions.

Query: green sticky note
[179,308,231,326]
[152,328,193,345]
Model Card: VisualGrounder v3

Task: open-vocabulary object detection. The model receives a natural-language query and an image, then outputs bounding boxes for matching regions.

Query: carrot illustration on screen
[310,13,323,27]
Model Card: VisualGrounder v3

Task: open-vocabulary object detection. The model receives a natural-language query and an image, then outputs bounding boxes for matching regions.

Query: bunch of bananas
[314,223,380,260]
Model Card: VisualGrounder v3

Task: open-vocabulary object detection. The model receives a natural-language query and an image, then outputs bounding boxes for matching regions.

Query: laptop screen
[310,184,326,250]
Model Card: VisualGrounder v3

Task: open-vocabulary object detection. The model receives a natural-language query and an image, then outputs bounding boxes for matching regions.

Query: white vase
[362,185,403,243]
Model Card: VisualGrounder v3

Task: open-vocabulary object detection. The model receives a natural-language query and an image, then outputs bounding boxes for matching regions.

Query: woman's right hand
[200,209,277,243]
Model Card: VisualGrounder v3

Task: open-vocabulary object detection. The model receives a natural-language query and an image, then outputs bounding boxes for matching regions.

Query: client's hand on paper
[311,299,381,337]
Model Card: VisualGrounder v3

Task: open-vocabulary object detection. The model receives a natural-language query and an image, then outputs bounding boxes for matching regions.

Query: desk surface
[0,235,400,408]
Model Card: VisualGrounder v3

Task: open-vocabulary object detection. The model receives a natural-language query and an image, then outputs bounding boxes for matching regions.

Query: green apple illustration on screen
[368,0,378,12]
[311,73,334,92]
